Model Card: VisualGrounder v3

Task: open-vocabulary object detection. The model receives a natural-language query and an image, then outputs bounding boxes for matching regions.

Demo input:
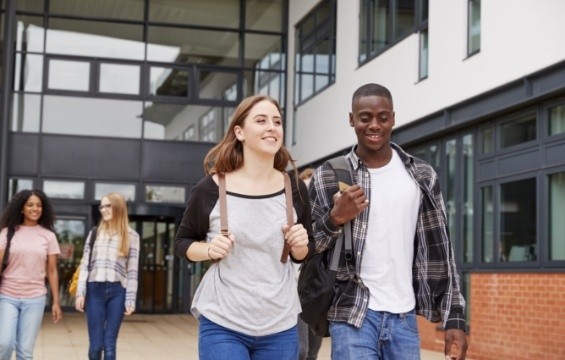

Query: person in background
[308,83,468,360]
[174,94,314,360]
[74,192,140,360]
[0,189,62,360]
[296,167,324,360]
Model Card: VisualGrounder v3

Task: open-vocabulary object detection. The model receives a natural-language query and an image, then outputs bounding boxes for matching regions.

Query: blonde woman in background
[75,192,140,360]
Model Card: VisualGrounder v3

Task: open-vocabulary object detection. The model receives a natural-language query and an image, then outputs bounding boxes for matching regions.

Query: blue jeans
[0,294,46,360]
[330,309,420,360]
[198,316,298,360]
[85,282,126,360]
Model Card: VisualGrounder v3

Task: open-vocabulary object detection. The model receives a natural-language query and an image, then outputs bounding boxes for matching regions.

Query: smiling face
[22,195,43,226]
[350,95,395,166]
[99,197,114,222]
[234,99,283,157]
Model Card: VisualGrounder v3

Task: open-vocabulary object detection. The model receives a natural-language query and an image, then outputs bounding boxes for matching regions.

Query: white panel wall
[287,0,565,166]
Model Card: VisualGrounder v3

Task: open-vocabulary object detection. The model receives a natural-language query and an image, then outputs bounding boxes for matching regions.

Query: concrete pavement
[30,312,445,359]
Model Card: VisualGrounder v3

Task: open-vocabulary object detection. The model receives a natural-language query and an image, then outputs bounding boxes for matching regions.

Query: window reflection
[11,94,41,132]
[99,63,140,95]
[149,0,240,28]
[500,114,536,149]
[8,178,34,200]
[94,183,136,201]
[14,54,43,92]
[246,0,282,31]
[549,172,565,261]
[48,59,90,91]
[43,180,85,199]
[549,104,565,136]
[54,218,86,307]
[145,185,185,204]
[481,186,494,263]
[499,178,536,262]
[42,95,142,138]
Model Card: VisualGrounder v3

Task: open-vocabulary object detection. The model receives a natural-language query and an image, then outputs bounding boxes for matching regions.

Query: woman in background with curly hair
[0,189,62,360]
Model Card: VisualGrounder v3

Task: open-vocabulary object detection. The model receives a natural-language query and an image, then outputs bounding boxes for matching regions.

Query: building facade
[1,0,564,358]
[288,1,565,359]
[0,0,287,314]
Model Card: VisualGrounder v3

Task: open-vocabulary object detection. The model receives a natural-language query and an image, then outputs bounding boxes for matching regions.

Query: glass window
[48,59,90,92]
[149,66,190,97]
[42,95,143,138]
[445,139,457,247]
[54,218,86,307]
[481,125,494,154]
[198,70,238,100]
[49,0,144,21]
[183,125,196,141]
[47,19,144,61]
[149,0,240,28]
[481,186,494,263]
[500,114,536,149]
[16,0,44,12]
[14,54,43,92]
[245,34,284,70]
[43,180,85,199]
[11,94,41,132]
[359,0,416,63]
[145,185,186,204]
[95,183,136,201]
[549,172,565,261]
[462,134,474,263]
[199,109,217,142]
[548,104,565,136]
[16,16,45,53]
[499,178,536,262]
[147,26,239,66]
[419,28,428,80]
[295,0,336,104]
[99,63,140,95]
[253,70,284,107]
[467,0,481,55]
[246,0,282,31]
[8,178,34,200]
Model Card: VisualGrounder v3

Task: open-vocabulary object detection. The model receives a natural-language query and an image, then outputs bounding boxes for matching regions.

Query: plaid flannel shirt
[309,143,466,331]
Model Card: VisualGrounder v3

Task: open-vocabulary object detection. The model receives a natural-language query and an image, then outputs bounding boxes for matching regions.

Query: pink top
[0,225,60,298]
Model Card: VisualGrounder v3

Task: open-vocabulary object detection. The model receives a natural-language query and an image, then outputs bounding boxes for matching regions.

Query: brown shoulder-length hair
[98,192,130,256]
[203,95,297,175]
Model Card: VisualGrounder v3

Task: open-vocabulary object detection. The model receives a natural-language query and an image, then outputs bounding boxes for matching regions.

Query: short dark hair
[352,83,393,109]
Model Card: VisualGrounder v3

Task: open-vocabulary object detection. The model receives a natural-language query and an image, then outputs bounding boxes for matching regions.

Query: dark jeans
[85,282,126,360]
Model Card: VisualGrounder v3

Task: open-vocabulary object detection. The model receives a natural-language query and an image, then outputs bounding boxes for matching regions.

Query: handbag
[218,172,294,263]
[297,156,354,337]
[69,226,97,296]
[0,227,16,285]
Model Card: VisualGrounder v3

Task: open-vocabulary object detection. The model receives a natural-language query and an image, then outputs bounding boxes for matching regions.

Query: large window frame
[294,0,336,105]
[359,0,418,65]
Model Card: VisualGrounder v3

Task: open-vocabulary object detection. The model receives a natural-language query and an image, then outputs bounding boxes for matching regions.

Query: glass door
[133,217,176,313]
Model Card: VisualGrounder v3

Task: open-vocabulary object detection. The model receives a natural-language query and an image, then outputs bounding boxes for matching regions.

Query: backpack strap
[326,156,354,261]
[87,226,97,268]
[1,227,16,270]
[280,172,293,263]
[218,174,229,237]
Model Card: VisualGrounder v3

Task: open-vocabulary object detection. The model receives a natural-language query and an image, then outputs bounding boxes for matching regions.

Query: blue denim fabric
[330,309,420,360]
[85,282,126,360]
[198,316,298,360]
[0,294,46,360]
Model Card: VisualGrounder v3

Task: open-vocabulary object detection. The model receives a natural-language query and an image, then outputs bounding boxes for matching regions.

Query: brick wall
[418,273,565,360]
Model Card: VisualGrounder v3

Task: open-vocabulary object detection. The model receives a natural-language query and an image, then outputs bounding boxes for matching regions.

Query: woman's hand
[52,303,63,323]
[208,233,235,260]
[283,224,309,260]
[75,296,85,313]
[124,306,135,316]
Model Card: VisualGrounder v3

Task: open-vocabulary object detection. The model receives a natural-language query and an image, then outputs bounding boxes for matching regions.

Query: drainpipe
[0,0,16,207]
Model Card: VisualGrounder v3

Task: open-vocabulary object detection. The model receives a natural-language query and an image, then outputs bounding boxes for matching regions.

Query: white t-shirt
[0,225,60,298]
[360,151,421,313]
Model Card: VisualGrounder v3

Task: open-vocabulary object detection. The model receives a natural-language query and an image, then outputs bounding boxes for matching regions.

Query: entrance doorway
[130,216,178,313]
